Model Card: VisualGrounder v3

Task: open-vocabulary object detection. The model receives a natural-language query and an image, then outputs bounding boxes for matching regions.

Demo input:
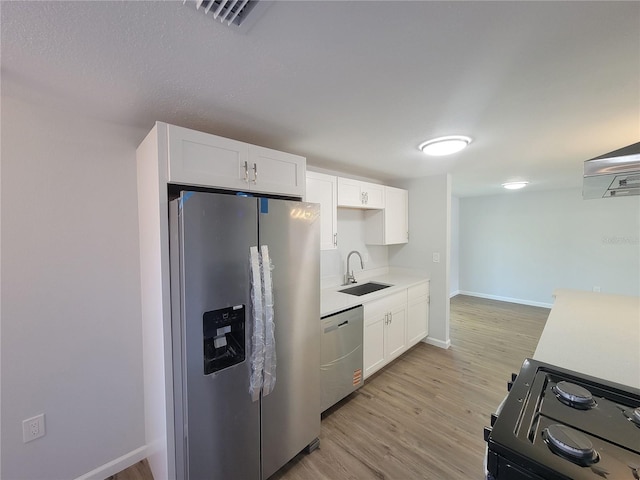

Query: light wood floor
[116,295,549,480]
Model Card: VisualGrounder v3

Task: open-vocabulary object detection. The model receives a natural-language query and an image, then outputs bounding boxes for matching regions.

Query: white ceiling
[2,1,638,196]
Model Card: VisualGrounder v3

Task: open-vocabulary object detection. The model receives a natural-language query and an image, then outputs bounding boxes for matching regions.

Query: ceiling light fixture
[419,135,472,156]
[502,181,529,190]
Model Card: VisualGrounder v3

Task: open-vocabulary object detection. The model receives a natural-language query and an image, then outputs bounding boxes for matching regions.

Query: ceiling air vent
[184,0,261,27]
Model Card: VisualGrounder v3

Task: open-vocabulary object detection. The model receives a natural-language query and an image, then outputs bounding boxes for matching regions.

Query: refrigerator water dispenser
[203,305,246,375]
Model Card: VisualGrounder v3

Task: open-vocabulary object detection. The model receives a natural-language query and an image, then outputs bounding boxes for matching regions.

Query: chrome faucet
[344,250,364,285]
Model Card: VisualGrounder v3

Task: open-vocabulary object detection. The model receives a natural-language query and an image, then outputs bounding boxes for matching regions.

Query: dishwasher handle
[324,320,349,333]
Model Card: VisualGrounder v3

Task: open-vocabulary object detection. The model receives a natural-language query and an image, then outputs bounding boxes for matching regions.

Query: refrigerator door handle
[261,245,277,397]
[249,246,265,402]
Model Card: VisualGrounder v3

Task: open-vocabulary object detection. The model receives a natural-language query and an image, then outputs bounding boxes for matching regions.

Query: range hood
[583,142,640,199]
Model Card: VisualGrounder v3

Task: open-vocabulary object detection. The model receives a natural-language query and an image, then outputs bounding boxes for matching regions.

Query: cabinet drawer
[408,282,429,302]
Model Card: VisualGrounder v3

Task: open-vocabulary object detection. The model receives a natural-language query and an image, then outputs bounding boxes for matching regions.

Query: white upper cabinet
[167,124,248,189]
[305,172,338,250]
[248,145,306,197]
[365,186,409,245]
[166,123,305,197]
[337,177,385,209]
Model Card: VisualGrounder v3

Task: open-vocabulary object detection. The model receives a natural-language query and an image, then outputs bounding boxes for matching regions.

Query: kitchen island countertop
[533,288,640,389]
[321,271,429,317]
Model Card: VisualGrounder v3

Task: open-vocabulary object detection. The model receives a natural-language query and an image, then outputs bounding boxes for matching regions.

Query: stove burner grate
[624,407,640,427]
[552,381,596,409]
[542,424,599,466]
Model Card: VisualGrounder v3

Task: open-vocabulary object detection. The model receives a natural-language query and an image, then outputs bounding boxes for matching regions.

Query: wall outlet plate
[22,413,45,443]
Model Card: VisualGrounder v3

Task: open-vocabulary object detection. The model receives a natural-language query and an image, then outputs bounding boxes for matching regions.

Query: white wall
[459,188,640,306]
[1,83,147,478]
[450,196,460,296]
[389,174,451,349]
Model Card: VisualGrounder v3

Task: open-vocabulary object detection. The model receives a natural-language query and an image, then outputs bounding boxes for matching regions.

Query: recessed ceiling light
[419,135,472,156]
[502,181,529,190]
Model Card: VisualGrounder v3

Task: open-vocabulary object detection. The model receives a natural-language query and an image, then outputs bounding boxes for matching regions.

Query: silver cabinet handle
[384,313,388,325]
[333,233,338,247]
[244,161,249,183]
[365,192,369,204]
[252,163,258,184]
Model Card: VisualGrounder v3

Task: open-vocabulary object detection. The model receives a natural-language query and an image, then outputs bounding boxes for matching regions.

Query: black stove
[485,358,640,480]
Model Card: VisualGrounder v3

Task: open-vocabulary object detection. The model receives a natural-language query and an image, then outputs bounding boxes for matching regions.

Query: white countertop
[321,271,429,317]
[533,289,640,389]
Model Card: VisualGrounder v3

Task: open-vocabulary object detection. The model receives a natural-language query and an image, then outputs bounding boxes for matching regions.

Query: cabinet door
[248,145,305,197]
[338,178,386,209]
[407,299,428,346]
[384,187,408,244]
[407,282,429,346]
[364,186,408,245]
[385,304,407,361]
[167,124,249,189]
[364,314,386,378]
[305,172,337,250]
[362,182,385,209]
[337,177,364,207]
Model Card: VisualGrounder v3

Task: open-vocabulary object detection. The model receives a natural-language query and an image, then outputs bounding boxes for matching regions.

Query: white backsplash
[320,208,389,288]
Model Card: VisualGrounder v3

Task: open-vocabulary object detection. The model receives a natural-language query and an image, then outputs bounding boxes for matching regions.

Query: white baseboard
[449,289,461,298]
[74,445,148,480]
[458,290,553,309]
[422,337,451,349]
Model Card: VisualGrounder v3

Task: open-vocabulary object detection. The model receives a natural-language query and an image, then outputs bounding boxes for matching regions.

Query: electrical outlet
[593,286,601,293]
[432,252,440,263]
[362,252,370,263]
[22,414,45,443]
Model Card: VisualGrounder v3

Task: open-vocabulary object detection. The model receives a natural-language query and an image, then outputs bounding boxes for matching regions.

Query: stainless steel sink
[338,282,392,296]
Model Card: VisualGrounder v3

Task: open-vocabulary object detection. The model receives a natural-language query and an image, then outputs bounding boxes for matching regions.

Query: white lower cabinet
[386,302,407,360]
[363,291,407,378]
[407,281,430,347]
[363,311,385,377]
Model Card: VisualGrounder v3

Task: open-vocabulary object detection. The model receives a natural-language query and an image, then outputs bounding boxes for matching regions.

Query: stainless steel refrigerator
[169,190,321,480]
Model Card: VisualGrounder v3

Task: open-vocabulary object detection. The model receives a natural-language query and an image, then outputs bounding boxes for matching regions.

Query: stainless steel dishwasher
[320,305,364,412]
